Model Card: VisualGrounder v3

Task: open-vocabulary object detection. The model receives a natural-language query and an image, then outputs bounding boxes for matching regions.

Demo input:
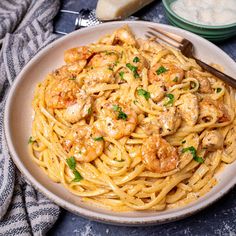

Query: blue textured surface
[49,1,236,235]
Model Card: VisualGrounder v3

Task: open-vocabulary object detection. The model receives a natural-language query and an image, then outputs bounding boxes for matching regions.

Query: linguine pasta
[29,26,236,211]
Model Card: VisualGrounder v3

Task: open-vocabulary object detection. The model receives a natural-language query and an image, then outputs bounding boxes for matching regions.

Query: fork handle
[193,57,236,89]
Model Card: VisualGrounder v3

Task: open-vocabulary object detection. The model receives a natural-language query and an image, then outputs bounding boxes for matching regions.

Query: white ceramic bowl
[4,21,236,226]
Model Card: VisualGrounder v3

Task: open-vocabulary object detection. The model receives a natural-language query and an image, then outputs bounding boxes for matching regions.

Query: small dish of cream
[171,0,236,26]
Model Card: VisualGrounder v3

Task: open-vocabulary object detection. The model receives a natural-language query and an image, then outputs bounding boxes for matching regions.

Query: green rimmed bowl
[162,0,236,42]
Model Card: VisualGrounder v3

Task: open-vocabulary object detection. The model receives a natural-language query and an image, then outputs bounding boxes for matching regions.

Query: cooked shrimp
[202,130,223,151]
[63,90,93,123]
[141,134,179,173]
[88,52,118,68]
[177,93,199,126]
[148,63,184,88]
[115,26,136,45]
[64,46,92,64]
[63,125,104,163]
[199,98,230,123]
[45,78,80,109]
[66,60,87,74]
[94,101,138,139]
[52,61,87,80]
[99,26,136,46]
[148,82,166,102]
[79,66,115,87]
[53,66,72,80]
[114,26,136,46]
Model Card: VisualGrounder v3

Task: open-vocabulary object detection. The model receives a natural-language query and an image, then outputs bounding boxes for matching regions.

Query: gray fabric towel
[0,0,61,235]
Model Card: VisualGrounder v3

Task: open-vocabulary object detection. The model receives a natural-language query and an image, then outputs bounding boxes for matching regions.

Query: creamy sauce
[171,0,236,26]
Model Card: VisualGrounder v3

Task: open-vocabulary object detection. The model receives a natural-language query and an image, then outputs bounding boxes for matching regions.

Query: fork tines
[146,27,185,49]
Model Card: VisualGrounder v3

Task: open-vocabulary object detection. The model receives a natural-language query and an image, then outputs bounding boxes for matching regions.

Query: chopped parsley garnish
[66,156,83,182]
[173,77,178,82]
[108,67,113,71]
[119,71,125,79]
[28,136,35,144]
[137,88,150,100]
[193,156,205,163]
[126,63,139,78]
[182,146,204,163]
[118,111,128,120]
[133,57,140,63]
[156,65,168,75]
[115,159,125,162]
[164,94,174,106]
[87,107,92,115]
[93,136,104,141]
[66,156,76,170]
[72,170,83,182]
[113,105,128,120]
[216,88,222,93]
[126,63,137,72]
[113,105,120,111]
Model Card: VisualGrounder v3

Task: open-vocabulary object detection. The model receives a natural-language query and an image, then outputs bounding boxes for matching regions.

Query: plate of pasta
[4,21,236,225]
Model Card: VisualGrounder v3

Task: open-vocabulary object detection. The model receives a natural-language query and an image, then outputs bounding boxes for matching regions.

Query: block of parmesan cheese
[96,0,154,21]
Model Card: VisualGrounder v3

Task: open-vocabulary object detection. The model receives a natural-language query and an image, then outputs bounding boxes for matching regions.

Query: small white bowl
[4,21,236,226]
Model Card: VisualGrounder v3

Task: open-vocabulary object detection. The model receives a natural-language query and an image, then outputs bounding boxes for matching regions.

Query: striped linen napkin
[0,0,61,235]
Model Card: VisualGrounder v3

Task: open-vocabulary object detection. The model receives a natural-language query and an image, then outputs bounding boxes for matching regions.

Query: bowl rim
[162,0,236,29]
[4,20,236,226]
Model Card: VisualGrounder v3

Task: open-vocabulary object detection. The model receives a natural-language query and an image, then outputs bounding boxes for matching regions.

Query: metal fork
[146,27,236,88]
